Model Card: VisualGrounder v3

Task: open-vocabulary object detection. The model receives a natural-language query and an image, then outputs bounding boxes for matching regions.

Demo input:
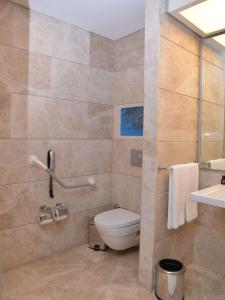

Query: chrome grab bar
[28,155,95,189]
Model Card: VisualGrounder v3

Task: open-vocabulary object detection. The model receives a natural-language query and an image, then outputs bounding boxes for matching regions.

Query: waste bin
[155,259,185,300]
[88,217,107,251]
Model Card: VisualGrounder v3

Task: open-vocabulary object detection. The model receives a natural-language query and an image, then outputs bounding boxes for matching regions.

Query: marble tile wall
[194,169,225,276]
[154,0,199,273]
[141,0,225,291]
[140,0,199,290]
[0,0,146,272]
[139,0,160,289]
[112,30,145,213]
[0,0,114,271]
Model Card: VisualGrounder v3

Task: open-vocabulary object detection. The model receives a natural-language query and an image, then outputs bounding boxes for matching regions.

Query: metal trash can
[88,217,107,251]
[155,259,185,300]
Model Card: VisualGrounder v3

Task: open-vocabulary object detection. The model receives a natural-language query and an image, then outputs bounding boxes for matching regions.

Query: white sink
[191,184,225,209]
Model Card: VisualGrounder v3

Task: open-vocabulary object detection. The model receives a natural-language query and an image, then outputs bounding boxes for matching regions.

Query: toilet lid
[94,208,141,229]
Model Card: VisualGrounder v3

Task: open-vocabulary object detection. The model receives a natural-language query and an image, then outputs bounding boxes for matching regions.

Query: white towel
[208,159,225,171]
[185,163,199,222]
[167,163,199,229]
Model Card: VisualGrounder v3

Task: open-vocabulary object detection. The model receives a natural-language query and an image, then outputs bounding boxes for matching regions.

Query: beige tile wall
[139,0,160,289]
[140,0,199,290]
[194,169,225,276]
[154,1,200,271]
[112,30,145,213]
[141,0,225,290]
[0,0,114,271]
[0,0,146,272]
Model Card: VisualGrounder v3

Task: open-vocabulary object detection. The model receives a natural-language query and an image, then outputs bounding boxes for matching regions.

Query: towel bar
[158,162,210,171]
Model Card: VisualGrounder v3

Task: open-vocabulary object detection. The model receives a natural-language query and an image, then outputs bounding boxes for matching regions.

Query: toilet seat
[94,208,140,229]
[94,208,141,251]
[99,223,140,237]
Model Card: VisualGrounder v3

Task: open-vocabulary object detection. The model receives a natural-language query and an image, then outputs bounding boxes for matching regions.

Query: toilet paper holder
[54,203,69,221]
[39,205,54,225]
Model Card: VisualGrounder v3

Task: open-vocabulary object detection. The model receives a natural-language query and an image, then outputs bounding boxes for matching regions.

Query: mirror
[200,34,225,170]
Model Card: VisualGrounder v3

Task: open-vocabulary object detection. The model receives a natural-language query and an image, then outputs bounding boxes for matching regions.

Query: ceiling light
[213,34,225,48]
[169,0,225,37]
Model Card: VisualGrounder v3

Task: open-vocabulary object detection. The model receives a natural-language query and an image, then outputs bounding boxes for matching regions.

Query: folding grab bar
[29,155,95,189]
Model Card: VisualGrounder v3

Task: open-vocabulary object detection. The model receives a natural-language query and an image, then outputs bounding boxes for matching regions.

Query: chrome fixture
[29,155,95,189]
[158,162,210,171]
[39,205,54,225]
[88,217,107,251]
[113,203,121,209]
[156,259,185,300]
[54,203,69,222]
[130,149,143,167]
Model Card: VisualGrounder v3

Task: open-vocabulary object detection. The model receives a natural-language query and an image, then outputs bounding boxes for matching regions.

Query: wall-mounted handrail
[29,155,95,189]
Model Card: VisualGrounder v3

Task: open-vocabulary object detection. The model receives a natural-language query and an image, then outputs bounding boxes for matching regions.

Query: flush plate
[130,149,143,167]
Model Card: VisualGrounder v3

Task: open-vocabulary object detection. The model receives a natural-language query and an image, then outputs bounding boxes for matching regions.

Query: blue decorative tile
[120,106,144,136]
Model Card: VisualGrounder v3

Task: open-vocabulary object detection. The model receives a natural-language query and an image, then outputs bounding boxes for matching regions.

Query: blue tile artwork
[120,106,144,136]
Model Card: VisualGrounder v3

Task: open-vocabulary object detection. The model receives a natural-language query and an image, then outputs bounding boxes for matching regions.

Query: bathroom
[0,0,225,299]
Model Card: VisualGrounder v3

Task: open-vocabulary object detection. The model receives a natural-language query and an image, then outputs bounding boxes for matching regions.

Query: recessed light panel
[179,0,225,35]
[213,34,225,48]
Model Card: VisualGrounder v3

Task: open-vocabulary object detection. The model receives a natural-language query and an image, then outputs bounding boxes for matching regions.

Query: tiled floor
[2,245,225,300]
[185,264,225,300]
[2,245,153,300]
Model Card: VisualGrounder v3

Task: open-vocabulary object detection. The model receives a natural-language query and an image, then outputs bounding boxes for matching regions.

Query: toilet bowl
[94,208,141,251]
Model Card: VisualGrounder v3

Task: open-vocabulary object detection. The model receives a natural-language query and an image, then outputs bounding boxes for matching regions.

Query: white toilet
[94,208,141,251]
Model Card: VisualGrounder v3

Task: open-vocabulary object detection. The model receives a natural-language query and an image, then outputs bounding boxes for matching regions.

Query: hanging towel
[208,159,225,171]
[167,163,199,229]
[185,163,199,222]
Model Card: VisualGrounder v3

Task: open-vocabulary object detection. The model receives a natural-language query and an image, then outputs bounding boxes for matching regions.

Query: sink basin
[191,184,225,209]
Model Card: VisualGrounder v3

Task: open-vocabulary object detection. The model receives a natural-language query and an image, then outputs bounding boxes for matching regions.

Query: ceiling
[11,0,145,40]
